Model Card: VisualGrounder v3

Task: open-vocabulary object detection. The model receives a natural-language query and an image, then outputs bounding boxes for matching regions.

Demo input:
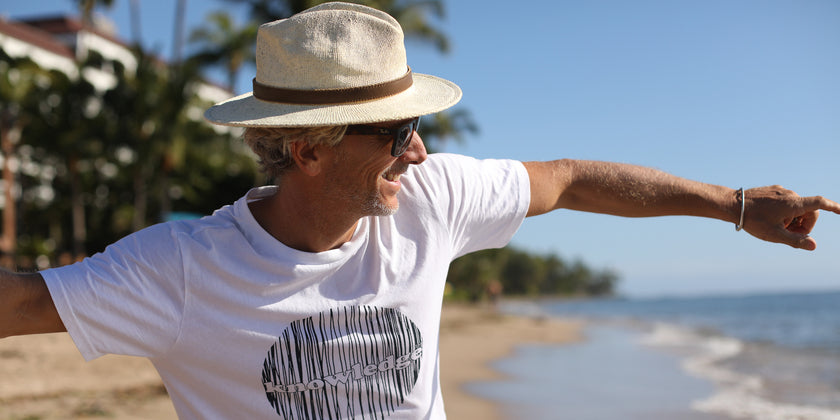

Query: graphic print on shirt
[261,306,423,419]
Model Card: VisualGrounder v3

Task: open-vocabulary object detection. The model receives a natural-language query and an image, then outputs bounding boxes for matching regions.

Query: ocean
[480,290,840,420]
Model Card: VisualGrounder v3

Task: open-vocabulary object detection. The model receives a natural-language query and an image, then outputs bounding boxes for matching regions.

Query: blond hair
[243,125,347,179]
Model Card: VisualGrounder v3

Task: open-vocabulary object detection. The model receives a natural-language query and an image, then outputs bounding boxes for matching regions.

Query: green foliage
[446,246,619,302]
[189,12,258,91]
[0,46,259,266]
[222,0,448,50]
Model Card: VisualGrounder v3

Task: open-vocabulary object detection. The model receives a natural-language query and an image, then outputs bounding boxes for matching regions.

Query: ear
[289,141,327,176]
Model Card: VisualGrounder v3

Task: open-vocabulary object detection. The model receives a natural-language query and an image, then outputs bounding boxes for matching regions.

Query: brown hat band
[252,68,413,105]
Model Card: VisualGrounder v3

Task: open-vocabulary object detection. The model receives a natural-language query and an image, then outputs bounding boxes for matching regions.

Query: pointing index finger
[802,196,840,215]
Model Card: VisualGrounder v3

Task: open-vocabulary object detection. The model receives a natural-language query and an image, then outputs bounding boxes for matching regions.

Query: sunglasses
[345,117,421,157]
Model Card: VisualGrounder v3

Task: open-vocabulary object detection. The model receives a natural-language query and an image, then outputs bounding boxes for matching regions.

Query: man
[1,2,838,419]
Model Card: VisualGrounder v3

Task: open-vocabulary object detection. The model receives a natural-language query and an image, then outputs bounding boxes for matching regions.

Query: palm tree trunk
[81,0,95,25]
[68,155,87,259]
[133,163,148,231]
[172,0,187,63]
[129,0,142,44]
[0,115,17,266]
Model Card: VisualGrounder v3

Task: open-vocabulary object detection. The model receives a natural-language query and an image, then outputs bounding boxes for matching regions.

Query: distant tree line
[446,246,619,301]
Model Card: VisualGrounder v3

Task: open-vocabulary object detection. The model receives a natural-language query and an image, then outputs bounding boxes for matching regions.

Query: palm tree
[0,50,46,264]
[366,0,450,53]
[189,12,258,92]
[128,0,142,43]
[101,49,176,231]
[74,0,114,24]
[172,0,188,63]
[73,0,146,45]
[13,57,107,260]
[223,0,449,53]
[99,49,255,232]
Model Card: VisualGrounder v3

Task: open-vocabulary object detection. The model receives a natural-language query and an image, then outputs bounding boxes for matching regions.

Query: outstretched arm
[524,159,840,250]
[0,270,65,338]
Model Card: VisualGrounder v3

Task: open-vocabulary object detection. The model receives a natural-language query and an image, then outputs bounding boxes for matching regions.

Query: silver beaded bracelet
[735,188,745,231]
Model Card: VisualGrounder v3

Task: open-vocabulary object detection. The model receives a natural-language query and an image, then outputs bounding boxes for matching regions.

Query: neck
[249,182,361,253]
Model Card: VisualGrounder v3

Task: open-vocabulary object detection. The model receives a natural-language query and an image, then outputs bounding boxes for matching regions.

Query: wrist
[734,188,745,231]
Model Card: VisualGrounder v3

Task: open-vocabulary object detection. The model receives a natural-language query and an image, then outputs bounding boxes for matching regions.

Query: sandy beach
[0,303,580,420]
[438,304,582,419]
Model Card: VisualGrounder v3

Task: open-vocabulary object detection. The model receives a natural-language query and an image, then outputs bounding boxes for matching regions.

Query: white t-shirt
[43,153,530,420]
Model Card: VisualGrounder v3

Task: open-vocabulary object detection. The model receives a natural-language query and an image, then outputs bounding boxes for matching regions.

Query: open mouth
[381,162,408,183]
[382,172,401,182]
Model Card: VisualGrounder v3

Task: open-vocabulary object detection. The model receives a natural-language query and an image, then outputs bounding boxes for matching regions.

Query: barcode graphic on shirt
[261,306,423,419]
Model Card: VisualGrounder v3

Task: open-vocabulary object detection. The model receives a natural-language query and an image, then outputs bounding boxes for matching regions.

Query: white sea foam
[694,387,840,420]
[641,322,840,420]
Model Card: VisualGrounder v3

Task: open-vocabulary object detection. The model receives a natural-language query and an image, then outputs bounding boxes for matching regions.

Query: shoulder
[405,153,527,188]
[410,153,477,176]
[398,153,529,216]
[408,152,521,176]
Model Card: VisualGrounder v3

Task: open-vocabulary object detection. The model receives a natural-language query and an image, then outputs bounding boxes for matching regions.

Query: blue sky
[4,0,839,297]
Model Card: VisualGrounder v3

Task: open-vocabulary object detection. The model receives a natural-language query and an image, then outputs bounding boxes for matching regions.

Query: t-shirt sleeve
[406,153,531,259]
[42,223,185,361]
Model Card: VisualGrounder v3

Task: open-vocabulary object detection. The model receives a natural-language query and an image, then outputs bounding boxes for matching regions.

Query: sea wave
[641,322,840,420]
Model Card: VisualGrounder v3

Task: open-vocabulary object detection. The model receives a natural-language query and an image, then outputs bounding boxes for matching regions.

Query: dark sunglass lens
[392,125,412,156]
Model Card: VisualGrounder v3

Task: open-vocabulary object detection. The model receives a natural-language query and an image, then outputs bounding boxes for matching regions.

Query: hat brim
[204,73,462,127]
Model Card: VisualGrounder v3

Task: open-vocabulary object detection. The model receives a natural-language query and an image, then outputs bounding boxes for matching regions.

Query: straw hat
[204,2,462,127]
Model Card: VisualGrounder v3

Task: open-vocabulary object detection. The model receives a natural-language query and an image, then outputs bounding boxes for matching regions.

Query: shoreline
[437,303,583,419]
[0,304,581,419]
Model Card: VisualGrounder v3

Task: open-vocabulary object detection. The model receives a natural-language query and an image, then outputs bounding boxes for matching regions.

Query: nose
[399,131,427,165]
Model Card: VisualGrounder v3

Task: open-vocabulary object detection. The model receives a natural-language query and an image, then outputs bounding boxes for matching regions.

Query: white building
[0,14,232,104]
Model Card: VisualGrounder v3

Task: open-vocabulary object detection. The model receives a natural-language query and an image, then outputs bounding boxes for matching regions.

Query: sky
[3,0,839,297]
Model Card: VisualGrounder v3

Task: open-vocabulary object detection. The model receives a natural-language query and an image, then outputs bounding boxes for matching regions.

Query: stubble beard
[328,170,401,218]
[354,187,399,217]
[329,150,405,218]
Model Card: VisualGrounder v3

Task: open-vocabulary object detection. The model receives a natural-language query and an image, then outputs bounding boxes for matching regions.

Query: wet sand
[438,304,583,419]
[468,324,728,420]
[0,303,580,419]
